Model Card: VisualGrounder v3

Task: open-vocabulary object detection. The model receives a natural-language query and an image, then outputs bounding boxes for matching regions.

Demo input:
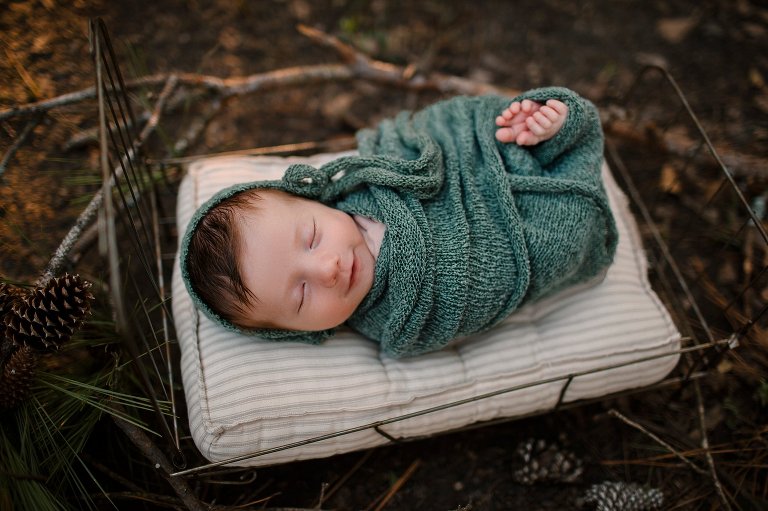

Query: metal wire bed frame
[34,20,765,486]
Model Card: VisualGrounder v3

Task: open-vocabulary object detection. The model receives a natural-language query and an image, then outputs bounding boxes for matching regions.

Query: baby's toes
[532,111,553,129]
[539,105,562,122]
[506,101,522,115]
[545,99,568,115]
[495,123,526,143]
[520,99,536,113]
[495,127,515,143]
[525,115,548,136]
[516,131,538,146]
[497,102,520,122]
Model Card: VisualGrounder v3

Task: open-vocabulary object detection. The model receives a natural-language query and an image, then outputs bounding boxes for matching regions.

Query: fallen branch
[693,380,734,510]
[40,75,177,284]
[316,449,375,508]
[607,409,708,476]
[148,136,357,166]
[604,118,767,178]
[92,490,185,510]
[0,113,43,178]
[112,414,207,511]
[0,25,517,123]
[369,459,421,511]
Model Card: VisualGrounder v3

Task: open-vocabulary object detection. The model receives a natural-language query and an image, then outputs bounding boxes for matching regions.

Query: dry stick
[171,94,223,156]
[743,227,754,319]
[600,445,765,466]
[0,25,516,123]
[693,379,735,511]
[150,137,358,166]
[370,459,422,511]
[295,24,511,97]
[607,409,708,475]
[112,415,207,511]
[317,449,376,508]
[604,118,767,178]
[39,75,178,285]
[4,45,42,99]
[81,453,146,494]
[0,113,43,178]
[0,65,351,121]
[64,87,214,152]
[93,490,185,509]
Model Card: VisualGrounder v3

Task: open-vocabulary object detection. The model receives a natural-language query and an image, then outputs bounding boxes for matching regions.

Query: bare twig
[0,113,43,178]
[370,459,421,511]
[82,453,145,493]
[607,409,708,475]
[148,136,357,166]
[39,75,177,284]
[4,45,42,99]
[63,86,211,151]
[0,26,517,123]
[171,94,224,156]
[112,415,207,511]
[92,490,185,510]
[693,380,734,510]
[604,118,767,178]
[316,449,375,508]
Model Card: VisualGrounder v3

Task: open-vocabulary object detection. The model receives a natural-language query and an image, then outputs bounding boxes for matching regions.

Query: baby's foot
[495,99,568,146]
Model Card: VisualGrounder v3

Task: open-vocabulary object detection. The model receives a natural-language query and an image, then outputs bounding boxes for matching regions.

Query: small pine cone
[512,438,584,485]
[0,344,38,409]
[3,274,94,352]
[0,282,24,317]
[584,481,663,511]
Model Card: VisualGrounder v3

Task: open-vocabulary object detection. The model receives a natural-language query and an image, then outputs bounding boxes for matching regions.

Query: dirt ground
[1,1,767,510]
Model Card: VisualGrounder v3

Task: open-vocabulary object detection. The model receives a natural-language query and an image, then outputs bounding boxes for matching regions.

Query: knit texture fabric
[179,87,618,357]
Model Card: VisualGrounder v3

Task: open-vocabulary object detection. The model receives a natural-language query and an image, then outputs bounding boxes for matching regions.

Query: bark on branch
[604,118,767,178]
[0,25,516,123]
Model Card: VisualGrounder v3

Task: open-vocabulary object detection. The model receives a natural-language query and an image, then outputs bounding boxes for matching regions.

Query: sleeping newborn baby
[181,88,617,357]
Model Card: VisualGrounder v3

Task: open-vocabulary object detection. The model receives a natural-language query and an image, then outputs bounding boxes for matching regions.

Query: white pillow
[172,152,681,467]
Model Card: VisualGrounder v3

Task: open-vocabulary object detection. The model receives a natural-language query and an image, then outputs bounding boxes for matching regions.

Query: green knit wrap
[179,87,618,358]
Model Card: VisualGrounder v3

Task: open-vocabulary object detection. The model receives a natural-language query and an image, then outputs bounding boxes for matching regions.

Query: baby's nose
[315,252,340,287]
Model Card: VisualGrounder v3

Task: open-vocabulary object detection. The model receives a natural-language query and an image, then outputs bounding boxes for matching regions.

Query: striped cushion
[172,152,681,467]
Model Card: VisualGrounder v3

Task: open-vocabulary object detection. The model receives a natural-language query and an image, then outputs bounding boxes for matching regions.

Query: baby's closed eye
[310,217,320,249]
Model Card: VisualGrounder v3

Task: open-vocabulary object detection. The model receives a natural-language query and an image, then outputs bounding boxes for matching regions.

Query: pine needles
[0,297,173,510]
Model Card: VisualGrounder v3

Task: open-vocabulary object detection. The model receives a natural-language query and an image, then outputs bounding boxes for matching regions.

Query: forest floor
[1,1,767,510]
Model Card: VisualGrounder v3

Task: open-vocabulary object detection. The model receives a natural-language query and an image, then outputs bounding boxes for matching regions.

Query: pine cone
[512,438,584,485]
[3,274,94,352]
[584,481,663,511]
[0,344,38,409]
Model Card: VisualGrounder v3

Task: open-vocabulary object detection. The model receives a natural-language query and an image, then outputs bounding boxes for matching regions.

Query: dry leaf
[744,22,766,38]
[289,0,311,20]
[660,163,682,194]
[755,94,768,114]
[749,67,766,89]
[717,358,734,374]
[657,17,699,44]
[718,260,738,285]
[635,52,668,69]
[32,34,52,54]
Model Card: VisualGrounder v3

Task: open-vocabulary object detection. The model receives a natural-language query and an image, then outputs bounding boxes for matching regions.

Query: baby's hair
[187,189,264,328]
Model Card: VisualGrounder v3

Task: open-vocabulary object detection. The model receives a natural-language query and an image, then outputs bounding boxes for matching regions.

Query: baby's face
[237,190,376,331]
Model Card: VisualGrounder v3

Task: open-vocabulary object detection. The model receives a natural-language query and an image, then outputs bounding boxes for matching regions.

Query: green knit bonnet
[179,143,442,344]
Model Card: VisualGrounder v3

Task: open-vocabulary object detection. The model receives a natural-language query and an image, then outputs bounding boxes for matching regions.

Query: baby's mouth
[347,252,358,294]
